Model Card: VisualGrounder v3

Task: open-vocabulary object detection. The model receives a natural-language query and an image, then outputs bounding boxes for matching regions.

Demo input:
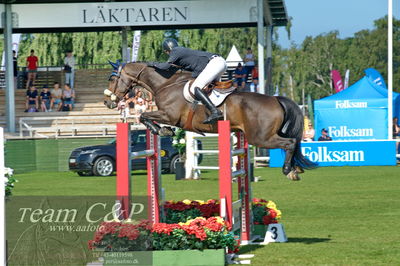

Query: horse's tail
[276,96,318,170]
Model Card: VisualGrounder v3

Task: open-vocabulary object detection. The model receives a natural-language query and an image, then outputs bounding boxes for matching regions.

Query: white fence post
[185,131,200,179]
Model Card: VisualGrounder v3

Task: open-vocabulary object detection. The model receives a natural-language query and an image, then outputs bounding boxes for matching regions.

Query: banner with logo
[364,68,387,89]
[314,107,386,140]
[331,70,344,93]
[269,141,397,167]
[131,30,141,62]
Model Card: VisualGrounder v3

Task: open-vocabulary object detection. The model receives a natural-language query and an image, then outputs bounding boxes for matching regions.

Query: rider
[148,38,226,124]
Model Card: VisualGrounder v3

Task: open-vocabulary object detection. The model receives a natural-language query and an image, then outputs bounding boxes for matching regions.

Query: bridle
[104,64,147,104]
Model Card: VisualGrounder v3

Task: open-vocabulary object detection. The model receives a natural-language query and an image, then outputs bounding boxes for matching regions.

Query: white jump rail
[186,132,242,179]
[185,132,219,178]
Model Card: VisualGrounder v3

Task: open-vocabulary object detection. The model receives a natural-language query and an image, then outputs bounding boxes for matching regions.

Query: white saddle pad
[183,81,233,107]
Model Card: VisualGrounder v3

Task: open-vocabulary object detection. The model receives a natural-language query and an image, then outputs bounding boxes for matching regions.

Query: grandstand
[0,66,127,138]
[0,64,247,139]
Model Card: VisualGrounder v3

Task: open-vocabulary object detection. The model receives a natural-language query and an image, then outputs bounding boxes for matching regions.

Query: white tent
[225,45,243,68]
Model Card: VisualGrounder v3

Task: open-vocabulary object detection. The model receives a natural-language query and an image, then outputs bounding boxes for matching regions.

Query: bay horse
[104,62,317,180]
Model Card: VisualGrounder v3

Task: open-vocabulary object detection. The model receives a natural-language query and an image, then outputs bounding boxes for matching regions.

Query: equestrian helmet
[162,38,179,52]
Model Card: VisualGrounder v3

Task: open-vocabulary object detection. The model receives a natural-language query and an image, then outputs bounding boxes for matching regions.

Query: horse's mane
[121,62,191,97]
[128,61,191,79]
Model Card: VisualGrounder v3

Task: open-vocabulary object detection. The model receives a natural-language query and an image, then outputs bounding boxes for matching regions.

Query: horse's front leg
[139,115,161,135]
[140,110,174,136]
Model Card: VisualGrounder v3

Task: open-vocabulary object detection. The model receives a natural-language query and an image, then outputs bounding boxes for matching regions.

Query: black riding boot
[194,87,223,124]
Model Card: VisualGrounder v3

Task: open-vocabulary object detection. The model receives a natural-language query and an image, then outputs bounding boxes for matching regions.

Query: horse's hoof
[295,166,305,174]
[287,170,301,181]
[159,127,174,136]
[282,166,291,175]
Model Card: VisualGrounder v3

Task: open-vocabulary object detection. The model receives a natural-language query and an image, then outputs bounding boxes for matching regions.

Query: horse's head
[103,61,147,109]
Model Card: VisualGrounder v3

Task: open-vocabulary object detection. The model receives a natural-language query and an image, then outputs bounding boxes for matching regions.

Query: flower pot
[103,249,225,266]
[252,224,268,238]
[175,161,185,180]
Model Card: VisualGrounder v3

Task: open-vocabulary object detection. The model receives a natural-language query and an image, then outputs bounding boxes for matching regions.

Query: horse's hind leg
[265,134,300,181]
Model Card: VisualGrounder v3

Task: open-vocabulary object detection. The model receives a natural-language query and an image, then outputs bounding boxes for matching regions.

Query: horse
[104,62,317,180]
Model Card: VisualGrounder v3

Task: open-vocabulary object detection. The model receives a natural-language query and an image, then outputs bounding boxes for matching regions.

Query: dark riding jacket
[153,47,216,78]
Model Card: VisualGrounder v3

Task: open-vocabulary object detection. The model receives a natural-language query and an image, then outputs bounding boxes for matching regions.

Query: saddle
[213,80,233,90]
[183,80,236,132]
[185,79,236,99]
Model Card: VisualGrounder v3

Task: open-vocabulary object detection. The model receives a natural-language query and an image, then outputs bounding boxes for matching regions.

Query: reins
[105,64,151,102]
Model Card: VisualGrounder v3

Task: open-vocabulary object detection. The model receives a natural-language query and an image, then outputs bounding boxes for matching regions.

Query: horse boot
[139,116,160,135]
[194,87,223,124]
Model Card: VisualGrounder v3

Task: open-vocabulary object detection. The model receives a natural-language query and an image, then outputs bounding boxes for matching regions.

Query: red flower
[180,218,209,240]
[262,215,273,225]
[138,219,153,230]
[268,209,277,219]
[88,240,96,250]
[118,224,141,240]
[98,221,121,235]
[262,215,277,225]
[164,201,193,211]
[152,223,180,235]
[197,203,220,218]
[204,217,224,232]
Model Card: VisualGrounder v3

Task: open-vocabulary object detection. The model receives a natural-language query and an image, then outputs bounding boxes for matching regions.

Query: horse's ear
[108,60,119,70]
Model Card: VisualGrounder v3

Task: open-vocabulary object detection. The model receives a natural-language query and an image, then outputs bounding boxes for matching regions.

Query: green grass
[12,166,400,265]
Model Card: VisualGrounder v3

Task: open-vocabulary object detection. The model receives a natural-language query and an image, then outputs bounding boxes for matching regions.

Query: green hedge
[5,138,112,173]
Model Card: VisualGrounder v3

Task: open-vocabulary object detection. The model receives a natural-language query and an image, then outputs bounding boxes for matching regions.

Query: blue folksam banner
[314,107,387,140]
[270,141,397,167]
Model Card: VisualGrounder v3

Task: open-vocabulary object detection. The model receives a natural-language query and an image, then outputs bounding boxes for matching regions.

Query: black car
[69,130,201,176]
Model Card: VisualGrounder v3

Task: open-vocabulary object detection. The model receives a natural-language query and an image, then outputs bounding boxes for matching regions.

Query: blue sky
[277,0,398,48]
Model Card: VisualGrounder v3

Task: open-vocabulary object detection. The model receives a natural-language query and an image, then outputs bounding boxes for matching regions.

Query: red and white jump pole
[218,120,252,244]
[116,121,252,243]
[116,122,161,223]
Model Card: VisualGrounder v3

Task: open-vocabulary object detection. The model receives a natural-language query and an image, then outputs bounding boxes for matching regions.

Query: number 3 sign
[262,224,288,243]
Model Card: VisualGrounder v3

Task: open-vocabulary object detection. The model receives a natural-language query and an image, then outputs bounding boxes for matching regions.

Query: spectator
[251,64,259,80]
[40,85,51,112]
[134,90,144,102]
[318,128,332,141]
[243,48,255,81]
[63,50,76,88]
[25,85,39,112]
[26,49,38,89]
[50,82,63,111]
[393,117,400,153]
[124,90,136,115]
[13,50,18,90]
[249,77,260,93]
[303,122,315,141]
[233,63,246,90]
[62,83,75,111]
[134,97,148,124]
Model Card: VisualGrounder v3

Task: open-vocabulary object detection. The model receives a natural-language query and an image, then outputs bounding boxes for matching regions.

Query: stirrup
[203,111,223,124]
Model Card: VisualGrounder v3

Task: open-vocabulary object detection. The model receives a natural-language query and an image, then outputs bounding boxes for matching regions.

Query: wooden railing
[19,114,145,138]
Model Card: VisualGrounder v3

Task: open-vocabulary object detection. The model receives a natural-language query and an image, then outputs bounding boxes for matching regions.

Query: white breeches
[190,56,227,94]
